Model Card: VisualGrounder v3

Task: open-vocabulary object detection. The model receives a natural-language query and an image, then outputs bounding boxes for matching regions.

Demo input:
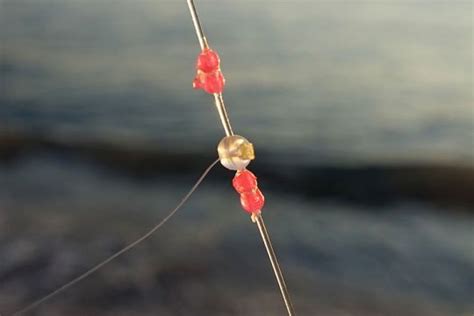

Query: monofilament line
[9,158,220,316]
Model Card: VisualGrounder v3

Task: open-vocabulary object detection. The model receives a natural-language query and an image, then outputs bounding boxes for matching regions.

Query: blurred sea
[0,1,473,315]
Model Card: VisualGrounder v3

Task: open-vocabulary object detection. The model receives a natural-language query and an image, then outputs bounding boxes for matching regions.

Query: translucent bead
[193,48,225,94]
[240,188,265,213]
[193,71,225,94]
[217,135,255,170]
[232,170,265,214]
[232,169,257,193]
[196,49,220,73]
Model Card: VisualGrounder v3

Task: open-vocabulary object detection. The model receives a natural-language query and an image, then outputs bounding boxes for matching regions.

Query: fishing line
[186,0,295,314]
[9,158,220,316]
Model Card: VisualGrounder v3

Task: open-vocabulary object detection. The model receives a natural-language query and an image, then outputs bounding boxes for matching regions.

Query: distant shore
[1,131,473,210]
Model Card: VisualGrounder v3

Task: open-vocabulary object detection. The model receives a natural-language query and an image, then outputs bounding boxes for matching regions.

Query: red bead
[193,71,225,94]
[232,170,265,214]
[240,188,265,213]
[196,49,220,73]
[232,170,257,194]
[193,48,225,94]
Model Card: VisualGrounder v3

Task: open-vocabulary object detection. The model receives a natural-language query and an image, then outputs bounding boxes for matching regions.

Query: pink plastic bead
[193,48,225,94]
[196,49,220,73]
[240,189,265,213]
[232,169,265,214]
[232,169,257,193]
[193,71,225,94]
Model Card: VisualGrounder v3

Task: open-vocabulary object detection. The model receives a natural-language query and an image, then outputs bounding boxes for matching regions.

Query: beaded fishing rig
[8,2,295,315]
[187,0,295,314]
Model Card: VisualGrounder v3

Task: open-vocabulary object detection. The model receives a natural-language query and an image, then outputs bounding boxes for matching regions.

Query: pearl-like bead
[217,135,255,170]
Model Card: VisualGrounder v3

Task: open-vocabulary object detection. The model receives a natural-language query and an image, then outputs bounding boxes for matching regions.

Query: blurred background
[0,0,473,315]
